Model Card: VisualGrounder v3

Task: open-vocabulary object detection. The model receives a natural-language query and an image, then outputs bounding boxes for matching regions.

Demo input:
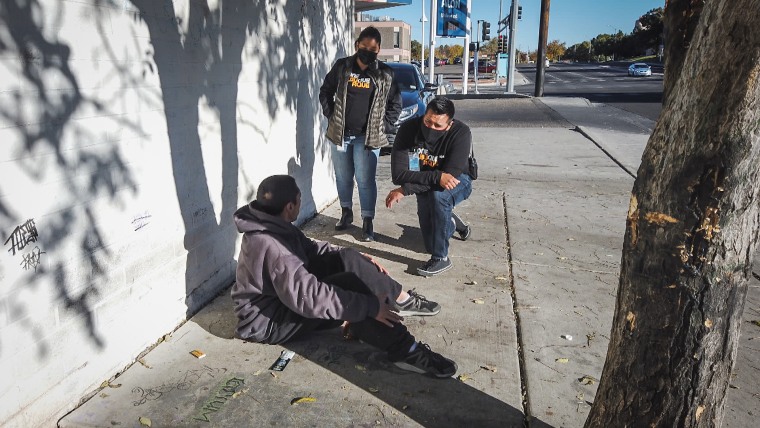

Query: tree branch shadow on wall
[0,0,345,382]
[0,0,145,359]
[124,0,344,319]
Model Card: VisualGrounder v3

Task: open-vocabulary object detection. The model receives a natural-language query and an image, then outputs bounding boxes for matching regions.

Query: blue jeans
[415,173,473,259]
[331,135,380,219]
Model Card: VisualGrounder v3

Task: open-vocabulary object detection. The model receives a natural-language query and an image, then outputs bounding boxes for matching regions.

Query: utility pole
[534,0,550,97]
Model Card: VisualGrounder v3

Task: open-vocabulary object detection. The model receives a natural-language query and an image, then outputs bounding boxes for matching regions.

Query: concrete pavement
[60,98,759,427]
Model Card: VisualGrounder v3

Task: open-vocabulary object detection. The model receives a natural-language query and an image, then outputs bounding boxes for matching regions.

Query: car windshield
[391,68,419,92]
[634,64,649,68]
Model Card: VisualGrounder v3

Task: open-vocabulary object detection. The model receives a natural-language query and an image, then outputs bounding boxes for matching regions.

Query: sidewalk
[60,98,760,427]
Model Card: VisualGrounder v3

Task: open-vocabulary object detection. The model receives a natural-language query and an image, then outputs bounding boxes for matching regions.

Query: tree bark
[585,1,760,427]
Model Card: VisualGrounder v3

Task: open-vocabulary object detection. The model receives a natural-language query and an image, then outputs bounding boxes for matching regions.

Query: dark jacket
[390,117,472,195]
[231,202,380,342]
[319,55,402,149]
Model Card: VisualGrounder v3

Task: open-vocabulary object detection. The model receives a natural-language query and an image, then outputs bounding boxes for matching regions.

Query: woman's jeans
[331,135,380,219]
[415,173,473,260]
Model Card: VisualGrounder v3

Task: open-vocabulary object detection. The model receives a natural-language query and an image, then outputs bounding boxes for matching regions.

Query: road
[432,62,663,122]
[514,62,663,121]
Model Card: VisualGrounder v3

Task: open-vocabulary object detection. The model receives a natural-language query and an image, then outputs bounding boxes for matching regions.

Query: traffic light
[518,6,523,20]
[482,21,491,41]
[498,35,506,53]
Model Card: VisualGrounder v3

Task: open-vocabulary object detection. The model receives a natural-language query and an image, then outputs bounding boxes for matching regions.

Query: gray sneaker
[394,289,440,316]
[417,257,452,277]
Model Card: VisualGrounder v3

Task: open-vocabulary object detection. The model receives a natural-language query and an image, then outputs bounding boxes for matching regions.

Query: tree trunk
[585,1,760,427]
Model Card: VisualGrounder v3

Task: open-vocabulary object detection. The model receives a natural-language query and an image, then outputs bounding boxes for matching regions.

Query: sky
[367,0,665,51]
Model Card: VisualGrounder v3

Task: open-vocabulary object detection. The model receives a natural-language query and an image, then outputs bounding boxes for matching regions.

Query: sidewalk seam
[574,125,637,179]
[503,192,531,428]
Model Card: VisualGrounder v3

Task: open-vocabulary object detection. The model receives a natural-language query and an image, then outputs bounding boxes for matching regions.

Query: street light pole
[421,3,427,75]
[428,0,437,84]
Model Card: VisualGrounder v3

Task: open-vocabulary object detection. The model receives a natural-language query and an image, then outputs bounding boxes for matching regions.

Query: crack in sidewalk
[503,192,532,428]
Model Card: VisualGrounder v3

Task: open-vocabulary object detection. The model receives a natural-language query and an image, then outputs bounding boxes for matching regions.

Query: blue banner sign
[436,0,468,37]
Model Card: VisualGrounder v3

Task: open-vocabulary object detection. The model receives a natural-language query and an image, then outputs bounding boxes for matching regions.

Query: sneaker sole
[416,263,453,277]
[396,307,440,317]
[393,361,458,378]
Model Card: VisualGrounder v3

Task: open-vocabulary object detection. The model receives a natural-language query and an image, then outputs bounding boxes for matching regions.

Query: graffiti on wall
[4,219,45,271]
[4,219,38,255]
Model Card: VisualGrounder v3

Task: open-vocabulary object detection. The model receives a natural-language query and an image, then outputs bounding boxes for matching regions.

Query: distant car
[545,58,550,67]
[468,59,496,73]
[454,57,463,64]
[628,63,652,77]
[383,62,438,152]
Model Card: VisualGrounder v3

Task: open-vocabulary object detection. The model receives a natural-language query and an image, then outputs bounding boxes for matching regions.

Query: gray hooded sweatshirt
[231,202,380,342]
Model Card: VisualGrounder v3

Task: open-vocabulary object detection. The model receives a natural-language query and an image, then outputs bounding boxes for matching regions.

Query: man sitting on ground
[231,174,457,378]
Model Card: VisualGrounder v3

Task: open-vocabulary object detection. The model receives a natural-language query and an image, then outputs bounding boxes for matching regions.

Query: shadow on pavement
[284,329,537,428]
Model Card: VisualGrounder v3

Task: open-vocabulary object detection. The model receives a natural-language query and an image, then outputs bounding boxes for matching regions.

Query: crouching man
[231,174,457,378]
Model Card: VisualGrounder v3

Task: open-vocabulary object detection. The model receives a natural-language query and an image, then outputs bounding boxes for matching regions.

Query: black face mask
[421,123,447,142]
[356,48,378,65]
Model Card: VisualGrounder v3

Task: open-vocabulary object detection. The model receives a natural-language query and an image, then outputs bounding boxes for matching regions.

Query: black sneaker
[392,342,457,378]
[451,213,471,241]
[458,225,472,241]
[417,257,452,277]
[393,289,440,316]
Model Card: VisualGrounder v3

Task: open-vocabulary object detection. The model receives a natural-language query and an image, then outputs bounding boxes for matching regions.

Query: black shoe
[451,213,471,241]
[417,257,452,277]
[393,289,441,316]
[335,207,353,230]
[458,225,472,241]
[392,342,458,378]
[362,217,374,241]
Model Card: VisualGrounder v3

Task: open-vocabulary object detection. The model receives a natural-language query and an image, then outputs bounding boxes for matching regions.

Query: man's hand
[362,252,388,275]
[439,172,460,190]
[374,294,403,327]
[385,187,405,209]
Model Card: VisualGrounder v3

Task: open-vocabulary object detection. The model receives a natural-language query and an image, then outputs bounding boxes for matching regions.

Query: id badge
[408,152,420,171]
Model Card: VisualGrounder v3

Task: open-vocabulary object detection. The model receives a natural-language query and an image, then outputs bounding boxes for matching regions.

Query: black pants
[266,248,415,359]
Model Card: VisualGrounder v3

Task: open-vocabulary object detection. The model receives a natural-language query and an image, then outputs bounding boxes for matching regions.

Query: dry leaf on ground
[290,397,317,405]
[555,358,569,363]
[138,416,152,427]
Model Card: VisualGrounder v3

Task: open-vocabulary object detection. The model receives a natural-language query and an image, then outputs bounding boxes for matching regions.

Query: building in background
[354,14,412,63]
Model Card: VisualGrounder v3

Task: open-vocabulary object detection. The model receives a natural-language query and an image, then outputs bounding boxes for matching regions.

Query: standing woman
[319,26,401,241]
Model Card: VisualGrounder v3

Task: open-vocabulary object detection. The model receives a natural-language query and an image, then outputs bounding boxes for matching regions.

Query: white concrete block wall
[0,0,351,426]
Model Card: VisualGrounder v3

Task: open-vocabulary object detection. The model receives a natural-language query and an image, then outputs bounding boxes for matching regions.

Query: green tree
[411,40,422,61]
[633,7,664,54]
[586,0,760,425]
